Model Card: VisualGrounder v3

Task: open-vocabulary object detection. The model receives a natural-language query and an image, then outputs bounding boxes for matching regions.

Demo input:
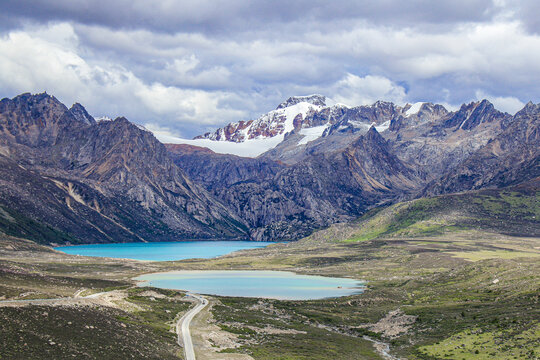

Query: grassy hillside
[345,180,539,242]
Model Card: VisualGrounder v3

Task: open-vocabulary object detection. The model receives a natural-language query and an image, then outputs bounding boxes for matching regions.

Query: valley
[2,1,540,358]
[0,182,538,359]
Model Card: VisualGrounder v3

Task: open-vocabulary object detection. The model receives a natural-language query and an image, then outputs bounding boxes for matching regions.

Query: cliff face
[424,102,540,195]
[165,144,283,191]
[0,93,248,244]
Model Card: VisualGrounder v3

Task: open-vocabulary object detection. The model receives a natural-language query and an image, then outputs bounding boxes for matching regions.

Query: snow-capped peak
[276,94,330,109]
[195,100,324,143]
[405,102,424,117]
[165,96,352,156]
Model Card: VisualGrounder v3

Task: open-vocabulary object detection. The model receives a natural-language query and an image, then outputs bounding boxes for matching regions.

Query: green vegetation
[343,187,539,242]
[123,287,191,339]
[449,249,540,261]
[0,304,181,359]
[0,206,76,245]
[213,297,383,360]
[418,324,540,359]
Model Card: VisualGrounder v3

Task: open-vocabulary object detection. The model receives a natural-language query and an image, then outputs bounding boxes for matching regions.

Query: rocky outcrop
[442,100,511,130]
[385,100,510,182]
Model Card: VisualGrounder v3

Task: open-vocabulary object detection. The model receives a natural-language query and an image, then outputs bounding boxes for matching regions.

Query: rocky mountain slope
[0,92,537,244]
[0,93,248,244]
[169,96,535,241]
[171,127,421,240]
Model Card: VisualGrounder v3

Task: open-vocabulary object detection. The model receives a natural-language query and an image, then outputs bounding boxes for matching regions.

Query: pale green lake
[135,270,365,300]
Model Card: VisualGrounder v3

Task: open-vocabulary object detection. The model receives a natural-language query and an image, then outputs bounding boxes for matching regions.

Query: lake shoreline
[54,240,277,262]
[135,270,366,300]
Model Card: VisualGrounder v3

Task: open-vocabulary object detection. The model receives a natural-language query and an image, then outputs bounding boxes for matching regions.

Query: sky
[1,0,539,139]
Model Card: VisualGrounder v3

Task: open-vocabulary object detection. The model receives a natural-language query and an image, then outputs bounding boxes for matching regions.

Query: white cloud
[0,23,246,133]
[330,74,407,106]
[69,19,540,112]
[165,56,232,87]
[2,9,540,139]
[135,82,245,124]
[475,90,525,114]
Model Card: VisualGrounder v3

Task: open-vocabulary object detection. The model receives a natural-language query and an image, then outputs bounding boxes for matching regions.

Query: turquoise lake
[135,270,365,300]
[54,241,276,261]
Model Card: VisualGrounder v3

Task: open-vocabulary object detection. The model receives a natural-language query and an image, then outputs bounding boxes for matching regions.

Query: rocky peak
[389,103,449,132]
[112,116,130,124]
[1,92,67,116]
[372,100,397,111]
[0,92,72,147]
[354,126,389,152]
[276,94,328,109]
[323,102,401,136]
[443,99,509,130]
[418,103,448,118]
[366,124,383,140]
[515,101,540,117]
[67,103,96,125]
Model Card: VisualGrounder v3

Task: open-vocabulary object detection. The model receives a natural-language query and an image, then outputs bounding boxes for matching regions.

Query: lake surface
[54,241,276,261]
[135,270,365,300]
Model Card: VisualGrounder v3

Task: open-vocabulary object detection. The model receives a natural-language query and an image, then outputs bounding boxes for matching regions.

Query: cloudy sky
[1,0,539,138]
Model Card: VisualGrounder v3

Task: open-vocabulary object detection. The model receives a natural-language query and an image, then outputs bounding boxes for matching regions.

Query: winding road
[177,293,208,360]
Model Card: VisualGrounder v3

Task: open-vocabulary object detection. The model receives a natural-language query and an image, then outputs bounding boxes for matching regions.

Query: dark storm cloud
[3,0,498,34]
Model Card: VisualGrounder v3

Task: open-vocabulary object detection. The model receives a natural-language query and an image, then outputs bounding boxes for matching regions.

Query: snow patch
[274,101,322,134]
[157,135,285,157]
[405,102,423,117]
[297,125,329,145]
[349,120,373,130]
[95,116,112,122]
[375,120,391,132]
[134,123,152,133]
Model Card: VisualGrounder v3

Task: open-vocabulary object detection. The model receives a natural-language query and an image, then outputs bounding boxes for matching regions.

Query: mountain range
[0,92,538,244]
